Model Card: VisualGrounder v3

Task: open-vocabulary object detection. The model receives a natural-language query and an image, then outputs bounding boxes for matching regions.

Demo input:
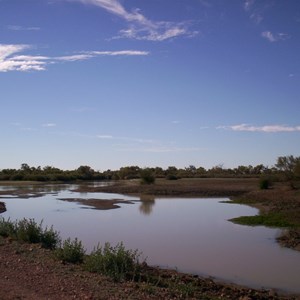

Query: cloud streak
[261,31,290,42]
[117,146,205,153]
[0,44,149,72]
[73,0,197,41]
[219,124,300,133]
[7,25,40,31]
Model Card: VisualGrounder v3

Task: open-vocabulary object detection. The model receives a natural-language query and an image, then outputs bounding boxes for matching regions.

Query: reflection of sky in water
[1,184,300,294]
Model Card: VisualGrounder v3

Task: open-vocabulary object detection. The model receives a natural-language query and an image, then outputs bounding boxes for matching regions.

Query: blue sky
[0,0,299,171]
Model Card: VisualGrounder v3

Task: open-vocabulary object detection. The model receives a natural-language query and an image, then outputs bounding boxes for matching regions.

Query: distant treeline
[0,156,299,182]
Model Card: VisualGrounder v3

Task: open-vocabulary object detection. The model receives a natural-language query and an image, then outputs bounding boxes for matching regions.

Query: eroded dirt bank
[0,238,299,300]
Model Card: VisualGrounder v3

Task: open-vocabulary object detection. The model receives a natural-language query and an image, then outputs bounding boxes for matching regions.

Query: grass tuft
[229,212,295,228]
[84,242,143,281]
[55,237,85,264]
[0,217,60,249]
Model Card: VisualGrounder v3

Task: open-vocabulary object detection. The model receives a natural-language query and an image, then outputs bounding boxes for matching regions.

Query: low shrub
[140,169,155,185]
[166,174,178,180]
[85,242,143,281]
[0,218,60,249]
[40,225,61,249]
[259,177,271,190]
[0,218,16,237]
[56,238,85,264]
[16,218,42,243]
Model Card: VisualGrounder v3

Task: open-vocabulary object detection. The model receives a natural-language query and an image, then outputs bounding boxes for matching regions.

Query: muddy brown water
[1,183,300,294]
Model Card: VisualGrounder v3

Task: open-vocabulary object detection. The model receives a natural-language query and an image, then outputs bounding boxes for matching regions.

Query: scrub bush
[140,169,155,185]
[85,242,143,281]
[259,177,271,190]
[0,218,16,237]
[16,218,42,243]
[40,225,61,249]
[0,218,60,249]
[56,238,85,264]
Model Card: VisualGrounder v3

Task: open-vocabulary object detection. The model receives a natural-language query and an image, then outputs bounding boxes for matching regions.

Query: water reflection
[139,195,155,215]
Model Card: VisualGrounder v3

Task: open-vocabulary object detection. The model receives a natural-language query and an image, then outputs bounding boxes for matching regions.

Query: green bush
[0,218,60,249]
[16,218,42,243]
[140,169,155,185]
[56,238,85,264]
[259,177,271,190]
[0,218,16,237]
[166,174,178,180]
[40,225,61,249]
[85,242,142,281]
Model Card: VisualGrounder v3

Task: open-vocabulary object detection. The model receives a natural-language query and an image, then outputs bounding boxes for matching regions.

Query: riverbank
[0,237,299,300]
[73,178,259,197]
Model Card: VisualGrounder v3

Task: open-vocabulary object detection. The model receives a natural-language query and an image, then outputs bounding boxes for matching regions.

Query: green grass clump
[0,217,60,249]
[0,218,16,237]
[40,225,61,250]
[85,242,143,281]
[16,218,42,243]
[230,212,295,228]
[55,237,85,264]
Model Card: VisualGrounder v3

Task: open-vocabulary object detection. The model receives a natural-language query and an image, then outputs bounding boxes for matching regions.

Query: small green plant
[40,225,61,250]
[0,218,60,249]
[16,218,42,243]
[85,242,143,281]
[56,238,85,264]
[0,218,16,237]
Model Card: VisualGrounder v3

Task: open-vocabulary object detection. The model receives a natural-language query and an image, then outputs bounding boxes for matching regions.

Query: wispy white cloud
[0,44,149,72]
[261,31,290,42]
[116,146,205,153]
[0,44,47,72]
[56,54,94,62]
[73,0,197,41]
[7,25,40,31]
[42,123,57,127]
[244,1,291,41]
[97,135,113,139]
[244,0,255,12]
[218,124,300,133]
[89,50,149,56]
[243,0,264,24]
[96,135,154,144]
